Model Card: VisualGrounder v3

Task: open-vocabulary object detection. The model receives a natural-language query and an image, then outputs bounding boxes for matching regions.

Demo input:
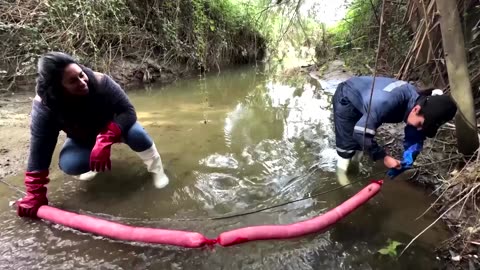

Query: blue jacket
[342,76,425,165]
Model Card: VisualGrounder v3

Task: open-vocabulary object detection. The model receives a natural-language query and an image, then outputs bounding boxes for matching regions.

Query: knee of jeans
[124,122,153,152]
[59,151,90,175]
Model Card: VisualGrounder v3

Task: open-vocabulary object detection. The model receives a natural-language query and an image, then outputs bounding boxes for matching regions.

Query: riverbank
[0,0,266,92]
[0,91,36,180]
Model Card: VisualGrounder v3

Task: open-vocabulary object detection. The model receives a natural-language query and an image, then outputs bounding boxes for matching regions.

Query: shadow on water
[0,64,450,269]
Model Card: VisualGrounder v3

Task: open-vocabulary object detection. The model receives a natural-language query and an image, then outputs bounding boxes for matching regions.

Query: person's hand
[17,194,48,218]
[17,171,49,218]
[383,155,401,169]
[90,122,122,172]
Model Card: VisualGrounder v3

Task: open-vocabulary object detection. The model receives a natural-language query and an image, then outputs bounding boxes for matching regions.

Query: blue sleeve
[26,99,60,172]
[353,114,386,161]
[387,125,425,179]
[402,125,425,161]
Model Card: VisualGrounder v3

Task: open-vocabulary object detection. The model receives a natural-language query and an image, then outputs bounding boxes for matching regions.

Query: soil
[0,92,36,180]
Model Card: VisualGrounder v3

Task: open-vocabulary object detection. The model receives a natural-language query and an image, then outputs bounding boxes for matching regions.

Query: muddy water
[0,64,449,269]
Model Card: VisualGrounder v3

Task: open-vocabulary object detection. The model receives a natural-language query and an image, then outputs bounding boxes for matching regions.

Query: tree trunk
[436,0,479,155]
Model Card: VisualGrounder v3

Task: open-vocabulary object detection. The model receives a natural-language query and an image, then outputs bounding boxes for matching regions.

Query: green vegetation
[0,0,333,89]
[378,239,403,258]
[0,0,267,87]
[325,0,411,76]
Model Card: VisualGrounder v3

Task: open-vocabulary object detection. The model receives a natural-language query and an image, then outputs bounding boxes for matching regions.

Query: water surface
[0,64,448,269]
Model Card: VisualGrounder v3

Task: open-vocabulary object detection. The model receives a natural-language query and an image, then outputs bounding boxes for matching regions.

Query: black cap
[417,95,457,138]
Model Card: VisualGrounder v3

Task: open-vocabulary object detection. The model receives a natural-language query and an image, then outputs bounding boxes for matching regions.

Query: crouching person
[332,76,457,185]
[17,52,169,218]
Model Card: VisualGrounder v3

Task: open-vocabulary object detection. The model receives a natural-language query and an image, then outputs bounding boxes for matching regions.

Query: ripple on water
[199,153,239,169]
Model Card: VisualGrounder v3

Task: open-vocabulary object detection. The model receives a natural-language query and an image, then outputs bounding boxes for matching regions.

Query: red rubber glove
[90,121,122,172]
[17,170,50,218]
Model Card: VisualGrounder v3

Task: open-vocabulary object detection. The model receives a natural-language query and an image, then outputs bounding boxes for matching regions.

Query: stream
[0,62,449,269]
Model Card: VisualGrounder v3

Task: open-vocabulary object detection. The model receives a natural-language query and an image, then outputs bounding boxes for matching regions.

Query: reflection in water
[0,65,448,269]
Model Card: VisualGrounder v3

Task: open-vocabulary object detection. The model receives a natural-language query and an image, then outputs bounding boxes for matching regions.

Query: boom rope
[3,172,384,222]
[363,0,387,151]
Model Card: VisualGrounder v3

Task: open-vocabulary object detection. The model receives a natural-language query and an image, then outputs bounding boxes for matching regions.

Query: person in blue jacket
[333,76,457,182]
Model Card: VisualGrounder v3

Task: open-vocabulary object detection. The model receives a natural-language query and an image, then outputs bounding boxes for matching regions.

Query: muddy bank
[5,57,198,94]
[0,92,37,180]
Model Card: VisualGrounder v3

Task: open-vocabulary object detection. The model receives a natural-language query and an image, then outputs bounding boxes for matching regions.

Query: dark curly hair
[35,52,97,110]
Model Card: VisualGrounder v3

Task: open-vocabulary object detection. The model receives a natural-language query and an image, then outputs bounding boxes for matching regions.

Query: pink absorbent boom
[36,180,383,248]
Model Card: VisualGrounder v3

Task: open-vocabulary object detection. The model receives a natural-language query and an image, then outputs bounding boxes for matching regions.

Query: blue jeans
[59,122,153,175]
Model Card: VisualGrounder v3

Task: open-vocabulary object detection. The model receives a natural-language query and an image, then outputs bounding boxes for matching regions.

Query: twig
[457,188,472,218]
[417,156,462,167]
[363,0,386,150]
[401,183,480,256]
[0,178,26,196]
[415,150,479,221]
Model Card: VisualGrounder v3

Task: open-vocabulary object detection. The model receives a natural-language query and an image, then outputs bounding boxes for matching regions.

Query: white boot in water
[337,151,363,186]
[336,169,350,186]
[336,156,351,185]
[349,151,363,173]
[336,151,363,185]
[73,171,98,181]
[351,151,363,164]
[136,143,169,189]
[336,156,351,172]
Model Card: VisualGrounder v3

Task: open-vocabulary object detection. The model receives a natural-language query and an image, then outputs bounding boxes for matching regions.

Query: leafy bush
[0,0,267,87]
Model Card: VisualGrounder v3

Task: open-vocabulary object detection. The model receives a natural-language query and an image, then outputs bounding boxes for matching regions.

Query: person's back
[343,76,419,125]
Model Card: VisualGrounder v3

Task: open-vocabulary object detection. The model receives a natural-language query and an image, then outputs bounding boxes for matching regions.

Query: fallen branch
[401,183,480,256]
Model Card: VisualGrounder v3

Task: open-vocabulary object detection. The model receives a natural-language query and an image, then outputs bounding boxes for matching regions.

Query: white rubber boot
[136,143,169,189]
[73,171,98,181]
[336,156,351,172]
[336,156,352,185]
[349,150,363,174]
[351,151,363,164]
[336,151,363,185]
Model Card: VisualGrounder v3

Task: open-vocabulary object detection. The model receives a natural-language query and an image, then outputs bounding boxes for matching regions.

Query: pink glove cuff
[99,121,122,142]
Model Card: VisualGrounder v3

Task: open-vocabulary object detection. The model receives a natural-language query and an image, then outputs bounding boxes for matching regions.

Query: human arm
[89,74,137,171]
[353,114,386,161]
[402,125,425,166]
[17,97,60,218]
[100,73,137,133]
[387,125,425,179]
[353,114,401,169]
